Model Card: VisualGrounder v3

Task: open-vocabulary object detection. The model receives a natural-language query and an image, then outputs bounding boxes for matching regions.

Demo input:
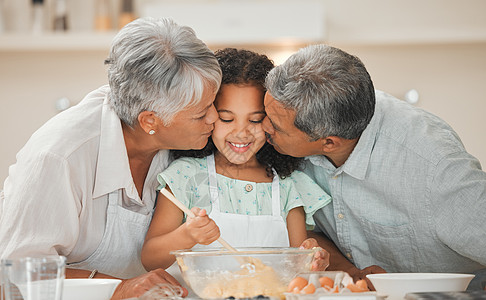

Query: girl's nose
[234,122,250,137]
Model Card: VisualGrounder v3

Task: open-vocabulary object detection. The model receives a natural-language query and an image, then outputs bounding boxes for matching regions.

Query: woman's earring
[149,130,155,135]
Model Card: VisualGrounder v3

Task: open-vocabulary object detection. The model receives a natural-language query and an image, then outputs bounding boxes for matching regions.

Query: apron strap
[107,190,119,207]
[207,154,220,211]
[271,169,281,217]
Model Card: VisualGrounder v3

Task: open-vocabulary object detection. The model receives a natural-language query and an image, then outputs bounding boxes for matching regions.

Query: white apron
[203,154,289,248]
[167,154,289,295]
[67,190,152,279]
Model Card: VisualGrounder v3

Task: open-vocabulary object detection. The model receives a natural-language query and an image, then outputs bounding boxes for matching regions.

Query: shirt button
[245,184,253,192]
[337,213,344,219]
[346,252,352,259]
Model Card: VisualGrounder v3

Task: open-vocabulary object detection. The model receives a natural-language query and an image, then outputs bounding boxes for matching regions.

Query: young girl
[141,48,331,271]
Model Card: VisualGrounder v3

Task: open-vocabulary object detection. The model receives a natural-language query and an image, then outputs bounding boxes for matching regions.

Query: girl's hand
[184,207,220,245]
[299,238,330,271]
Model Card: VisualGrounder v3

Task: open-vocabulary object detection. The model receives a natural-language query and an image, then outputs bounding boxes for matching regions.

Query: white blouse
[0,85,169,263]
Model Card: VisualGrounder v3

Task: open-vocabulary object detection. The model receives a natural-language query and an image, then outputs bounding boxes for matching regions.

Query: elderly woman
[0,17,221,299]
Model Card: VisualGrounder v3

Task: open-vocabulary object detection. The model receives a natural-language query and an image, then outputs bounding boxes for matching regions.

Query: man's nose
[262,116,274,134]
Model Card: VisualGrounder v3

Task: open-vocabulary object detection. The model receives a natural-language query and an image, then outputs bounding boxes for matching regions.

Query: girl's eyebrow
[252,110,266,115]
[216,109,233,114]
[217,110,266,115]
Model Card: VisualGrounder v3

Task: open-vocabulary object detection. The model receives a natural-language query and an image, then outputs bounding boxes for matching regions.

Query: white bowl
[62,279,121,300]
[367,273,474,300]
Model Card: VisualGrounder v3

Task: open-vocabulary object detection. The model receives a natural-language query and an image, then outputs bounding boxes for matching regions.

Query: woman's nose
[205,104,218,125]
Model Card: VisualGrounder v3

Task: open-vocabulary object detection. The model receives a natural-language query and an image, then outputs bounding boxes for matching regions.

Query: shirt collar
[307,96,382,180]
[92,96,136,200]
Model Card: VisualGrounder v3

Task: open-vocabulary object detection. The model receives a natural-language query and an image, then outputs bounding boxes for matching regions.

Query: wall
[337,43,486,165]
[0,51,109,182]
[1,0,486,184]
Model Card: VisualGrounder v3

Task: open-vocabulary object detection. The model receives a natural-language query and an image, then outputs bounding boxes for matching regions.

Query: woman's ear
[138,111,158,134]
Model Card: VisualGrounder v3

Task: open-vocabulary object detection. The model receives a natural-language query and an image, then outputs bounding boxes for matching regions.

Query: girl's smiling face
[212,84,267,165]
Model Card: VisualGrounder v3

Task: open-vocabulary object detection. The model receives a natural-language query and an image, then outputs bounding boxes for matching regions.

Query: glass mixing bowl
[171,247,318,299]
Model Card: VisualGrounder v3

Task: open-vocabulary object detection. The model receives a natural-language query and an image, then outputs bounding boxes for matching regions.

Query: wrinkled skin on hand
[299,238,330,271]
[110,269,188,300]
[185,207,220,245]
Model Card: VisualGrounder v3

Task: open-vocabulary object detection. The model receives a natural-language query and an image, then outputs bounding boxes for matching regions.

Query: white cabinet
[0,32,115,51]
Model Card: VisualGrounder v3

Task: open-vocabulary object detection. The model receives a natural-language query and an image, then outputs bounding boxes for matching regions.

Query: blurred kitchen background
[1,0,485,184]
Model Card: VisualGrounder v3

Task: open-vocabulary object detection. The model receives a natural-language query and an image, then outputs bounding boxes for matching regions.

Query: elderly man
[262,44,486,290]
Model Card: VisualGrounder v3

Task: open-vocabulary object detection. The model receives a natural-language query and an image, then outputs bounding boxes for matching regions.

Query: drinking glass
[1,256,66,300]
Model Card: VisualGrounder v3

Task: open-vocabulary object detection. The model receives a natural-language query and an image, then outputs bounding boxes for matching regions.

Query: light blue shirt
[305,91,486,288]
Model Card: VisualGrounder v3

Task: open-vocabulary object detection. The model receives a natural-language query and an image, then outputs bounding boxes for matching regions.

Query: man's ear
[138,111,158,133]
[320,136,342,153]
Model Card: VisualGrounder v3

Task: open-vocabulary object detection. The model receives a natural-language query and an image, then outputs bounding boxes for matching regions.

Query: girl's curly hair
[172,48,302,179]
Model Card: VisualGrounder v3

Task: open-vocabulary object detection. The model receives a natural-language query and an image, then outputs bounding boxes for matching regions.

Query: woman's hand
[299,238,330,271]
[184,207,220,245]
[110,269,188,299]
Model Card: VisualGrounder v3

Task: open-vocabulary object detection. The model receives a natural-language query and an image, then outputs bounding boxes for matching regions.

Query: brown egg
[319,276,334,288]
[355,279,369,291]
[346,280,369,292]
[346,283,361,292]
[287,276,308,293]
[301,283,316,294]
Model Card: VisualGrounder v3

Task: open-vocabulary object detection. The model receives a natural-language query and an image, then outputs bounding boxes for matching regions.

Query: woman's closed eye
[250,119,264,124]
[194,112,207,120]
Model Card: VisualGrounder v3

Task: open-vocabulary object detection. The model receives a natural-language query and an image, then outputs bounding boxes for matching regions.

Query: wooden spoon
[160,187,238,253]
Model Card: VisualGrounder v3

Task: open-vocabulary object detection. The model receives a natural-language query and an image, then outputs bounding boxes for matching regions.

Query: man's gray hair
[105,17,222,126]
[265,44,375,140]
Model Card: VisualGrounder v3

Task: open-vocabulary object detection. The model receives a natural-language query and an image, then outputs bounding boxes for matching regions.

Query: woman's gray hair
[105,17,222,126]
[265,44,375,140]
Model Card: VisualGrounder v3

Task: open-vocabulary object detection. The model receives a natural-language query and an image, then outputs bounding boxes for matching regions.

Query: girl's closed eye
[219,118,263,124]
[250,119,265,124]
